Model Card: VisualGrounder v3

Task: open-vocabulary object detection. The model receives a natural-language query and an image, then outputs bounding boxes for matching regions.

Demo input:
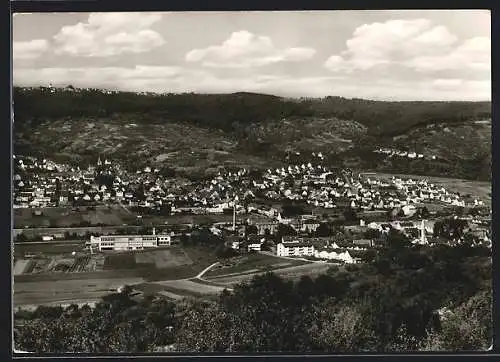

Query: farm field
[136,213,242,227]
[14,241,84,258]
[14,267,141,283]
[13,226,138,238]
[14,277,145,307]
[13,205,137,229]
[14,206,249,230]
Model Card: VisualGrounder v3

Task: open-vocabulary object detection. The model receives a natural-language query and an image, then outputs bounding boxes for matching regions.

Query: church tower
[97,155,102,167]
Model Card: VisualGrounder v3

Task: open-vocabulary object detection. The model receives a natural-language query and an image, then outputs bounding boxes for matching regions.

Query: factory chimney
[233,195,238,232]
[420,220,427,244]
[233,204,236,231]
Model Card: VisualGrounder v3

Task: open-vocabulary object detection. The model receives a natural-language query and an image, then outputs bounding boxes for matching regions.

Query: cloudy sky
[13,10,491,101]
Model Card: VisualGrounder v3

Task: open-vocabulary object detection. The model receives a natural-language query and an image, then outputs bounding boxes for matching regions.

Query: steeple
[97,155,102,166]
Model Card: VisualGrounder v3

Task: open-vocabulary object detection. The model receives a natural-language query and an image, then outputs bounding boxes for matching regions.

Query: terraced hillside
[13,87,491,180]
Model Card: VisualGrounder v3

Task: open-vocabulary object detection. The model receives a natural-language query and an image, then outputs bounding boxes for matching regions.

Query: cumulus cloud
[324,18,490,76]
[185,30,316,68]
[53,12,165,57]
[13,39,49,60]
[407,36,490,73]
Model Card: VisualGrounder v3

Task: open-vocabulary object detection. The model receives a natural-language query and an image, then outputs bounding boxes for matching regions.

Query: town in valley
[12,9,492,354]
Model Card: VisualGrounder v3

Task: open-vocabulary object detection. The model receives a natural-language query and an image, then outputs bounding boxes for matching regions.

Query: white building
[248,242,263,252]
[277,238,315,257]
[87,231,171,251]
[314,249,356,263]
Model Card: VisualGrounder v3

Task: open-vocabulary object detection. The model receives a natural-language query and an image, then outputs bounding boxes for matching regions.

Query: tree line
[14,87,490,137]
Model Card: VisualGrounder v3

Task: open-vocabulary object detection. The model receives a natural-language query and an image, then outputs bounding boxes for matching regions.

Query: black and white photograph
[12,10,492,353]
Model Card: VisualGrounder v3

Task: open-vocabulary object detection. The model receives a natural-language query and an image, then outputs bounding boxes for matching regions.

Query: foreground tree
[420,289,492,351]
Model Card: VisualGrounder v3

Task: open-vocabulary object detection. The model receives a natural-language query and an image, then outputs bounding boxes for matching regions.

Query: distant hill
[13,86,491,181]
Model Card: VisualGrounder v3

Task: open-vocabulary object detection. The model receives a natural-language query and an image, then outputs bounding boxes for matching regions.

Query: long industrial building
[87,229,171,251]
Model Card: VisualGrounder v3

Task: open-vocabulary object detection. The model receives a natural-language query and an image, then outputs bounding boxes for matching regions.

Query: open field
[157,291,185,301]
[14,267,142,283]
[191,278,232,288]
[206,262,332,287]
[13,226,143,238]
[14,277,145,307]
[136,213,243,226]
[134,282,199,300]
[205,253,308,278]
[134,278,231,301]
[156,279,228,295]
[13,205,137,229]
[363,172,491,204]
[14,241,84,259]
[14,207,249,230]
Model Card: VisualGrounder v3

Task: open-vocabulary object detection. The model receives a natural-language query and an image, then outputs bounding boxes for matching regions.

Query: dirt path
[117,200,135,216]
[194,262,221,279]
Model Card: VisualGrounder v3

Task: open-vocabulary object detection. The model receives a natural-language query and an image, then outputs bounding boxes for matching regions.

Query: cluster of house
[374,147,437,160]
[366,176,479,207]
[253,165,475,210]
[13,156,190,209]
[20,85,119,95]
[13,156,486,228]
